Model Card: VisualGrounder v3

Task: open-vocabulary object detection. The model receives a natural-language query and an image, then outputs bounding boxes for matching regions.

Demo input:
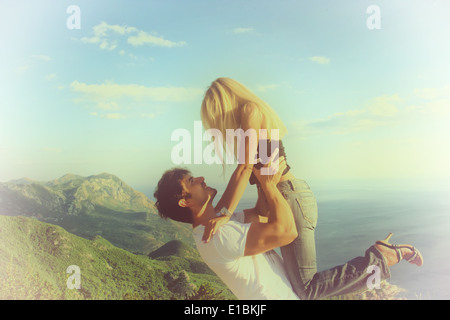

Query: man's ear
[178,198,190,208]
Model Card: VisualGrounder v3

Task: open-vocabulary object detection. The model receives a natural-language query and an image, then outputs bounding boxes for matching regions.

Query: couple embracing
[154,78,423,300]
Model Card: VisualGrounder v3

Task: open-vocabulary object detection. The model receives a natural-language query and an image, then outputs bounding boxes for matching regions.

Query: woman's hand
[252,153,286,187]
[202,214,231,243]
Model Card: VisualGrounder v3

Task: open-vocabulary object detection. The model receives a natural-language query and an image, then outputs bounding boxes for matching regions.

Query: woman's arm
[202,103,263,243]
[213,163,253,214]
[214,102,263,214]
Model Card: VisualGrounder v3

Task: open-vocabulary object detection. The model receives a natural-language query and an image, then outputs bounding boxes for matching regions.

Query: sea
[234,181,450,300]
[145,179,450,300]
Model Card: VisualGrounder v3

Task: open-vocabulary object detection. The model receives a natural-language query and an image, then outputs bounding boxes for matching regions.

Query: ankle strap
[393,244,403,262]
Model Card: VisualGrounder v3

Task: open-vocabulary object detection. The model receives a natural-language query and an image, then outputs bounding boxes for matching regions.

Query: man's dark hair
[153,168,193,224]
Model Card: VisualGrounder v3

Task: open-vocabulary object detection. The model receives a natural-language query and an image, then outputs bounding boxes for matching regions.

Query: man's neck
[192,203,216,228]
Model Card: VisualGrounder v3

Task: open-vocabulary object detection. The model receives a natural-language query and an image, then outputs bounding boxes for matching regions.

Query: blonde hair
[201,77,287,162]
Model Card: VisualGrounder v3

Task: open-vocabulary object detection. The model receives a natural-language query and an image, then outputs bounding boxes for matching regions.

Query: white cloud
[99,40,117,51]
[256,84,280,92]
[128,31,186,47]
[103,113,127,120]
[309,56,331,65]
[70,81,203,102]
[410,85,450,116]
[89,112,127,120]
[70,80,203,119]
[231,27,256,34]
[293,94,403,138]
[15,55,52,75]
[407,98,450,117]
[45,73,56,81]
[367,94,401,117]
[15,65,31,74]
[96,101,119,111]
[255,82,293,93]
[414,85,450,100]
[291,88,450,140]
[79,21,186,51]
[30,55,51,62]
[93,22,137,37]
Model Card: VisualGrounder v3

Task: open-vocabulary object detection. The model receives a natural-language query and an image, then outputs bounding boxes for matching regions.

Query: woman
[200,77,319,293]
[199,78,423,300]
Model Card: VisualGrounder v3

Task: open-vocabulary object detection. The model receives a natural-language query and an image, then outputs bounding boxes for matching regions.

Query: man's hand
[252,154,286,187]
[202,214,230,243]
[202,154,286,244]
[244,155,296,256]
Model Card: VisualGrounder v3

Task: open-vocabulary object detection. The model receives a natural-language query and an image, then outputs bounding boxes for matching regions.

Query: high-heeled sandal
[376,233,424,266]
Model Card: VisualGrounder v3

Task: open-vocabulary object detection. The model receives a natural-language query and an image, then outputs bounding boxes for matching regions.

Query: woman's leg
[277,180,318,288]
[277,179,392,300]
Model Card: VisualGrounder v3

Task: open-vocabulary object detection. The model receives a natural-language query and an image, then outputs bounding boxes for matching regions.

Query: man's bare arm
[243,207,268,224]
[244,157,297,256]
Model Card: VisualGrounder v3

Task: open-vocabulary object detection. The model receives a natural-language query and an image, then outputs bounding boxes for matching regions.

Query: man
[153,158,422,300]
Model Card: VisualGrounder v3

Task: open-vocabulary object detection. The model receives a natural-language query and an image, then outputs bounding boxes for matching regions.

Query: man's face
[178,174,217,209]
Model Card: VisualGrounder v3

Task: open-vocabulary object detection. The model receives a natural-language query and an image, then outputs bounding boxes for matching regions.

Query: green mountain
[0,173,193,254]
[149,240,216,276]
[0,215,235,300]
[0,172,156,217]
[0,173,407,300]
[150,239,201,260]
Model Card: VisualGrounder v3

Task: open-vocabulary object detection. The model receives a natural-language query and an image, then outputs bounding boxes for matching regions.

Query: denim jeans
[272,179,391,299]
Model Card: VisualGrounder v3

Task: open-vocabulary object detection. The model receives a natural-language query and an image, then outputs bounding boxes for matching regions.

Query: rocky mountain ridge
[0,172,156,218]
[0,173,192,254]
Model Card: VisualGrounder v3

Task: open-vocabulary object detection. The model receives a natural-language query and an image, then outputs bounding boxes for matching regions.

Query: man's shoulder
[193,219,251,259]
[218,219,250,237]
[213,220,250,256]
[192,212,246,238]
[193,218,249,241]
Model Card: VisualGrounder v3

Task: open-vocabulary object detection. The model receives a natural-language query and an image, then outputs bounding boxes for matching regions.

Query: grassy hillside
[0,173,407,301]
[0,215,406,300]
[0,173,194,254]
[0,215,235,300]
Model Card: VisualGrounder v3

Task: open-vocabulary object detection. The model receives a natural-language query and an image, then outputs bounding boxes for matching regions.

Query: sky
[1,0,449,195]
